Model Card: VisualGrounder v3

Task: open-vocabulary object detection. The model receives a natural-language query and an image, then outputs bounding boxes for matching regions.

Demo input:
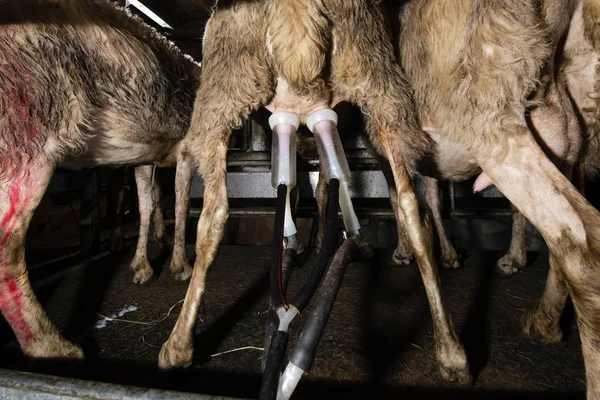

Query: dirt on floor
[0,241,586,399]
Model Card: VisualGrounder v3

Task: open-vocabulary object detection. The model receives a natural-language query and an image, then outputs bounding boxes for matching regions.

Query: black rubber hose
[288,236,358,372]
[259,330,289,400]
[261,249,297,372]
[280,249,296,292]
[292,178,340,312]
[270,184,288,309]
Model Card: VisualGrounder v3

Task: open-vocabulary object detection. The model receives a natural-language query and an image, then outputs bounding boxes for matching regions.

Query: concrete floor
[0,242,586,399]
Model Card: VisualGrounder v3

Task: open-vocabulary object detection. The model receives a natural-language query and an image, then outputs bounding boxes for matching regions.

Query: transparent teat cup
[308,109,360,234]
[270,112,300,189]
[309,113,350,182]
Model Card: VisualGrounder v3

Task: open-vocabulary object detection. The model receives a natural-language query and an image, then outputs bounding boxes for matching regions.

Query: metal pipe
[0,368,236,400]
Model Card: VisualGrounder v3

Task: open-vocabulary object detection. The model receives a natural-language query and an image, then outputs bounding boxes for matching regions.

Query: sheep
[0,0,198,359]
[390,0,585,276]
[158,0,471,385]
[399,0,600,395]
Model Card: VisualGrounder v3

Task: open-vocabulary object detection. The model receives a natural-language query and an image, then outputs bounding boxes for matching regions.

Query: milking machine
[259,109,363,400]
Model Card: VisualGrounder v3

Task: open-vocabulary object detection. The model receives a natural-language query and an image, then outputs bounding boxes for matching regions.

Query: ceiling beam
[125,0,173,30]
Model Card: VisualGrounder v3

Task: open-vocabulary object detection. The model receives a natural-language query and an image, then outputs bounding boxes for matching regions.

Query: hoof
[174,266,192,281]
[439,362,472,386]
[154,232,174,248]
[130,258,154,285]
[436,341,471,386]
[389,249,413,267]
[497,254,526,276]
[158,339,193,370]
[59,342,85,360]
[442,255,461,269]
[169,259,193,281]
[25,338,84,360]
[357,239,375,260]
[521,308,563,344]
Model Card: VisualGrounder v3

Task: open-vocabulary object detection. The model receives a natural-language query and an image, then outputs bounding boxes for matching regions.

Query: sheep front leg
[152,192,171,248]
[424,177,460,269]
[496,205,528,275]
[378,157,414,266]
[521,257,567,343]
[129,165,158,284]
[0,158,83,359]
[158,139,228,370]
[167,147,194,281]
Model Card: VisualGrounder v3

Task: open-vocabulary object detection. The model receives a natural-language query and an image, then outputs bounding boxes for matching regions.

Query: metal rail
[0,368,240,400]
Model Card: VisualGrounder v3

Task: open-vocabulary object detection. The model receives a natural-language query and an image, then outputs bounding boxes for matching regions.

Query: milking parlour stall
[0,0,598,398]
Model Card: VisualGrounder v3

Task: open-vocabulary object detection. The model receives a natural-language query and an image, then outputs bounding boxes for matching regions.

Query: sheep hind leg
[375,125,470,384]
[499,67,583,277]
[331,16,470,382]
[474,128,600,396]
[158,134,229,370]
[0,158,83,359]
[158,3,273,369]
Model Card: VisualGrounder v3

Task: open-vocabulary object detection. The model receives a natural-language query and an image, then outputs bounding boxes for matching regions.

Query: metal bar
[0,368,240,400]
[190,170,391,199]
[188,208,397,219]
[450,210,512,218]
[226,150,377,167]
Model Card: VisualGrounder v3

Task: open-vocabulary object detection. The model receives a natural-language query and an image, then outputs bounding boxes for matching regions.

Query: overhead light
[125,0,173,30]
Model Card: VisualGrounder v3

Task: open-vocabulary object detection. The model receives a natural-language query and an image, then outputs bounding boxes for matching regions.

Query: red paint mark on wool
[0,33,42,179]
[0,182,19,231]
[0,181,34,343]
[0,274,34,343]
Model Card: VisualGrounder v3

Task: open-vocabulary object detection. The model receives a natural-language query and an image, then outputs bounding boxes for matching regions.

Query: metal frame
[0,368,240,400]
